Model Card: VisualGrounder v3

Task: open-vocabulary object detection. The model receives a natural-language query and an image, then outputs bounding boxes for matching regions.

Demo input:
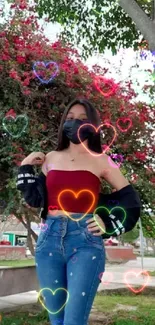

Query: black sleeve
[97,185,141,239]
[16,164,46,208]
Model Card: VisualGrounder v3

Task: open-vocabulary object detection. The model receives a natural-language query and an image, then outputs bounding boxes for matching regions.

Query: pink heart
[39,223,48,232]
[108,154,124,168]
[124,270,150,293]
[116,118,132,132]
[71,256,77,263]
[99,271,113,285]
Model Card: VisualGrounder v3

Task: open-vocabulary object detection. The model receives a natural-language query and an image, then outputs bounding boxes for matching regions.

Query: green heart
[2,114,28,138]
[93,206,126,235]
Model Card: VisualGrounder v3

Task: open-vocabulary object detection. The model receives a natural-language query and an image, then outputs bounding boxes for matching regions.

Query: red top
[46,170,100,213]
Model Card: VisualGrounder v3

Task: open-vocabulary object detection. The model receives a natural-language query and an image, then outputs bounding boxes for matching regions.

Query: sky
[0,0,155,107]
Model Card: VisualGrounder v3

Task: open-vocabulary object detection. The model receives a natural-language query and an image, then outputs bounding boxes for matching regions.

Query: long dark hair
[56,98,102,153]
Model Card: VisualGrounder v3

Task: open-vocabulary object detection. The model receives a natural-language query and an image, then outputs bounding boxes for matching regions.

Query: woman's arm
[16,164,46,207]
[95,154,141,238]
[100,154,129,190]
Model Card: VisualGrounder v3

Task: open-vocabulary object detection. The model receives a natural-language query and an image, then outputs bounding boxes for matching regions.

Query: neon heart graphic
[99,271,114,285]
[77,123,117,156]
[48,205,58,210]
[39,223,48,232]
[94,76,118,97]
[33,61,59,84]
[2,114,28,138]
[46,163,55,172]
[48,205,58,216]
[108,200,119,206]
[108,154,124,168]
[71,256,77,263]
[116,118,132,133]
[38,287,69,314]
[58,189,95,221]
[93,206,126,235]
[124,270,150,293]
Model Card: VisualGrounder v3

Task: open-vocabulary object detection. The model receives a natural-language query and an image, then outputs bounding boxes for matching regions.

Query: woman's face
[66,104,88,121]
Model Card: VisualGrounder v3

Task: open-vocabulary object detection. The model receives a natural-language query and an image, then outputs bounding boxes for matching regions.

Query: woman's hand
[21,152,45,166]
[86,215,106,236]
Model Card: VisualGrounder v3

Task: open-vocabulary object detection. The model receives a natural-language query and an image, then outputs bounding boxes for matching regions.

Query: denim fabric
[35,213,105,325]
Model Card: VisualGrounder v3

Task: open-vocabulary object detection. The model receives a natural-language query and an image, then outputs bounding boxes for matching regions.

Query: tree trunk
[119,0,155,51]
[25,213,35,256]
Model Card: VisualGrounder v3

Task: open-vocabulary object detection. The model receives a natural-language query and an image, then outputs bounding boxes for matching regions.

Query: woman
[16,99,141,325]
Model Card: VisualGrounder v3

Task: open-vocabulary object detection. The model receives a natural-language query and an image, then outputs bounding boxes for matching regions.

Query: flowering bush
[0,0,154,240]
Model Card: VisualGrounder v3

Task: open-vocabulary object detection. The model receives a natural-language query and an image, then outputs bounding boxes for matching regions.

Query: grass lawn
[94,291,155,324]
[1,289,155,325]
[0,259,35,267]
[148,270,155,276]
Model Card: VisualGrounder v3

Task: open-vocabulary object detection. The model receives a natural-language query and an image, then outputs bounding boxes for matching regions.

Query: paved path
[0,257,155,311]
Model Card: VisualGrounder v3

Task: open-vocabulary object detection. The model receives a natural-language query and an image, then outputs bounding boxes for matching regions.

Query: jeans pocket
[35,220,55,253]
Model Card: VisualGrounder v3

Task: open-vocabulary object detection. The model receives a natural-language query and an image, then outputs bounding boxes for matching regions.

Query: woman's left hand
[86,215,106,236]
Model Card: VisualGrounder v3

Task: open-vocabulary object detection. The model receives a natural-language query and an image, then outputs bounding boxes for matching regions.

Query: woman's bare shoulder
[45,150,59,159]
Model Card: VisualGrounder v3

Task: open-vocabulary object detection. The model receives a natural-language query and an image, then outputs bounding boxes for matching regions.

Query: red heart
[77,123,117,156]
[124,270,150,293]
[48,205,58,216]
[48,205,58,210]
[94,76,118,97]
[116,118,132,133]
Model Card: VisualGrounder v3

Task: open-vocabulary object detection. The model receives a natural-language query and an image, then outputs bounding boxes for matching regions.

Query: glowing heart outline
[38,287,69,314]
[77,123,117,156]
[94,76,117,97]
[2,114,28,138]
[108,154,124,168]
[38,223,48,232]
[58,189,95,221]
[116,118,132,133]
[124,270,150,294]
[99,271,114,285]
[48,205,58,216]
[33,61,59,84]
[93,206,126,235]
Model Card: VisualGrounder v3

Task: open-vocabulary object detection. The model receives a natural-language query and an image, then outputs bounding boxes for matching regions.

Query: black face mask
[63,119,93,144]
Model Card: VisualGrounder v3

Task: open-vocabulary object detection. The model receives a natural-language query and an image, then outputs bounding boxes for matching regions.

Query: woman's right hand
[21,152,46,166]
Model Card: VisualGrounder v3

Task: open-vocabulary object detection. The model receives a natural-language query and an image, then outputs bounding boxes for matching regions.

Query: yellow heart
[93,206,126,235]
[38,287,69,314]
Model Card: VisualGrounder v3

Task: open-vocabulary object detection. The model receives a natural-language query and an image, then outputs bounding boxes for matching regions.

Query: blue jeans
[35,214,105,325]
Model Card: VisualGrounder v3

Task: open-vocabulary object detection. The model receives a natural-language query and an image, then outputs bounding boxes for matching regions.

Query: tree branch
[118,0,155,50]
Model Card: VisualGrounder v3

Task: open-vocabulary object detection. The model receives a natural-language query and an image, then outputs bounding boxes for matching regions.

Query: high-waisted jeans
[35,214,105,325]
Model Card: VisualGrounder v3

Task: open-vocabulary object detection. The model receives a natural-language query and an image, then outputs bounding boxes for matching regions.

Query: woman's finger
[88,226,101,232]
[86,217,95,224]
[87,221,97,229]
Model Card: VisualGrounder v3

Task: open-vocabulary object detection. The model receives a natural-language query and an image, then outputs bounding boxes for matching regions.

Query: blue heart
[33,61,59,84]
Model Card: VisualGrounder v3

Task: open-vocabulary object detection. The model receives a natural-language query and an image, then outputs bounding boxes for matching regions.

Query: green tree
[35,0,155,58]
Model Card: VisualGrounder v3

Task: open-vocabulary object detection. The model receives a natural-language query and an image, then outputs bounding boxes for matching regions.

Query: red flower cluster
[134,152,146,161]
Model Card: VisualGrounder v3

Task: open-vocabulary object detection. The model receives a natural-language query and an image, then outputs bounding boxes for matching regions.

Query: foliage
[0,0,154,240]
[34,0,154,59]
[121,225,139,243]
